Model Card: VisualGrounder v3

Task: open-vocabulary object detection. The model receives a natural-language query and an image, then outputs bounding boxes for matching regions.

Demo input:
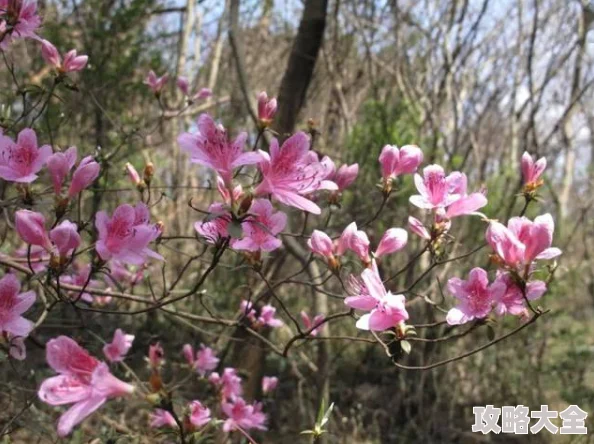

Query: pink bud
[62,50,88,73]
[374,228,408,258]
[257,91,277,124]
[182,343,195,366]
[49,220,81,256]
[15,210,51,250]
[262,376,278,394]
[46,146,77,194]
[334,163,359,191]
[339,222,370,262]
[521,151,546,186]
[125,162,141,185]
[193,88,212,100]
[177,76,189,96]
[148,343,164,368]
[103,329,135,363]
[41,39,61,67]
[379,144,423,180]
[68,156,100,197]
[408,216,431,240]
[188,400,211,428]
[308,230,334,258]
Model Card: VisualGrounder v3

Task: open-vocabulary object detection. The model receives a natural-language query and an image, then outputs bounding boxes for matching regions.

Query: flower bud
[143,162,155,185]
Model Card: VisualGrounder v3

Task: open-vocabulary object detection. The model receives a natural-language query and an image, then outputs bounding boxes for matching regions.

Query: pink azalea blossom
[0,274,35,338]
[258,304,283,328]
[59,263,102,304]
[308,230,334,259]
[182,343,219,375]
[374,228,408,258]
[337,222,370,262]
[492,272,547,317]
[209,368,243,399]
[0,128,51,183]
[149,409,176,428]
[485,214,561,269]
[222,398,267,432]
[47,146,77,194]
[345,267,408,331]
[194,203,231,244]
[261,376,278,394]
[68,156,100,197]
[445,268,506,325]
[0,0,41,48]
[49,220,81,257]
[41,40,88,73]
[240,299,258,323]
[15,210,52,251]
[103,329,134,363]
[95,203,163,265]
[38,336,134,437]
[300,311,325,336]
[257,91,277,125]
[408,216,431,240]
[188,400,211,428]
[254,132,337,214]
[379,144,423,181]
[144,70,168,94]
[232,199,287,252]
[178,113,261,184]
[148,343,164,369]
[521,151,546,187]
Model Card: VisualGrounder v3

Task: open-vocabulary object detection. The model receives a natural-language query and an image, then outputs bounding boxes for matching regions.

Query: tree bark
[275,0,329,137]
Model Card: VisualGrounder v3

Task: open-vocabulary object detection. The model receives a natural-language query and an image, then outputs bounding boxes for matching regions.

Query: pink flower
[374,228,408,258]
[240,299,257,323]
[0,274,35,337]
[41,40,88,73]
[188,400,211,428]
[144,70,168,94]
[49,220,81,257]
[345,268,408,331]
[493,272,546,317]
[445,268,505,325]
[95,203,163,265]
[178,113,261,184]
[379,144,423,181]
[194,203,231,244]
[300,311,325,336]
[408,216,431,240]
[59,263,102,304]
[222,398,267,432]
[337,222,370,262]
[103,329,134,363]
[261,376,278,394]
[0,0,41,48]
[258,304,283,328]
[231,199,287,252]
[47,146,77,194]
[148,343,164,369]
[38,336,134,437]
[177,76,190,96]
[0,128,51,183]
[15,210,52,251]
[68,156,100,197]
[257,91,277,125]
[209,368,243,399]
[183,343,219,375]
[254,132,337,214]
[149,409,176,429]
[486,214,561,269]
[521,151,546,187]
[321,156,359,192]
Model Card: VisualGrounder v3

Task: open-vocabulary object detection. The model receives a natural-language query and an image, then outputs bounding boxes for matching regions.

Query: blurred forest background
[1,0,594,442]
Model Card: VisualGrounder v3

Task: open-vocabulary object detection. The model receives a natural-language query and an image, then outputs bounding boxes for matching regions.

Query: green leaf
[320,402,334,428]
